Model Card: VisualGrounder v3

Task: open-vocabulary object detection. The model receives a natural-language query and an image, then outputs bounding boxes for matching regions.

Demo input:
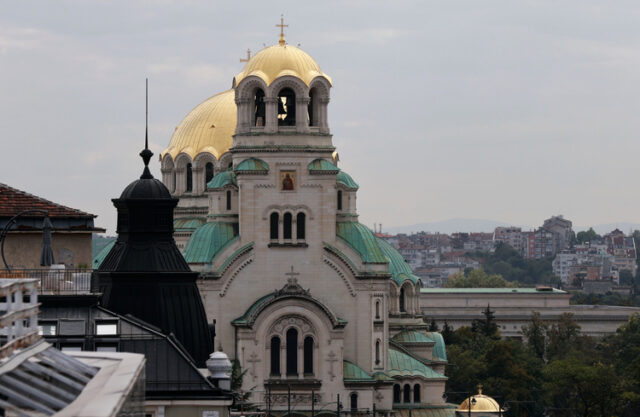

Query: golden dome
[457,388,503,413]
[161,89,236,161]
[234,44,332,87]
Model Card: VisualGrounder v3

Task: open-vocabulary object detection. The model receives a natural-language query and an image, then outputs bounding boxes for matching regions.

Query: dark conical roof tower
[96,81,213,366]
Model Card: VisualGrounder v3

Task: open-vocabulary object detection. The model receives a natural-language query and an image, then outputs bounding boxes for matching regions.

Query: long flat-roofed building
[420,287,640,338]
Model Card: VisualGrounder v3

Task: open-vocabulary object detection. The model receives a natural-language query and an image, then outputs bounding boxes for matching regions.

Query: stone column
[298,342,304,378]
[265,97,278,133]
[296,97,310,133]
[320,97,330,134]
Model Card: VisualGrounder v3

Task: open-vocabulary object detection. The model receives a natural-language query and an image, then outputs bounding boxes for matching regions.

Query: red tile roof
[0,183,95,218]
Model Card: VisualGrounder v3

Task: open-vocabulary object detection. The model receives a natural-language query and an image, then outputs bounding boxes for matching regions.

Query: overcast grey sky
[2,1,640,234]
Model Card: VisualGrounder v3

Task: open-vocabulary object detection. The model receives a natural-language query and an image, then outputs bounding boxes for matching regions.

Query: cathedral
[159,22,454,417]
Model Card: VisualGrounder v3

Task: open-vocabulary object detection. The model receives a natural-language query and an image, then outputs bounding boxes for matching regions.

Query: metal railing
[0,268,95,295]
[0,278,40,358]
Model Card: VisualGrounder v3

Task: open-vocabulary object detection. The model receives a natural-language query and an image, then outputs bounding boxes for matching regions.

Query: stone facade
[161,39,453,416]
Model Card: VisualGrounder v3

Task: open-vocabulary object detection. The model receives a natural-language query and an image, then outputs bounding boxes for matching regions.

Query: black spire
[95,77,214,366]
[140,78,154,179]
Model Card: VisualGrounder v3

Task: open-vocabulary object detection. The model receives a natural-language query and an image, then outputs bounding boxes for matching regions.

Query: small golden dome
[161,89,237,161]
[234,44,332,87]
[457,387,503,413]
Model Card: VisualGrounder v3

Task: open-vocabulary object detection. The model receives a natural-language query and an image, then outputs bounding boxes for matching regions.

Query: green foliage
[620,269,635,286]
[471,242,559,286]
[571,291,640,307]
[472,305,500,339]
[576,227,601,244]
[230,359,256,410]
[446,313,640,416]
[445,268,515,288]
[428,318,439,331]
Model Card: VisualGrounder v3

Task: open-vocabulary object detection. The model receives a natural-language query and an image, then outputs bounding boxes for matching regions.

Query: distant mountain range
[385,218,640,235]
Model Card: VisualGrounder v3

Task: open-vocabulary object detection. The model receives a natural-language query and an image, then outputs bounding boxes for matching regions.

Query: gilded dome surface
[161,89,237,161]
[234,44,332,87]
[457,393,502,412]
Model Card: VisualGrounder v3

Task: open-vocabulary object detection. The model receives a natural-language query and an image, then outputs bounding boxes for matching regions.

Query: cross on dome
[276,15,288,46]
[240,49,252,63]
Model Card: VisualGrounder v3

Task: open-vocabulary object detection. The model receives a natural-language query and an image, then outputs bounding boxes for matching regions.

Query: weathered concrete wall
[2,232,92,268]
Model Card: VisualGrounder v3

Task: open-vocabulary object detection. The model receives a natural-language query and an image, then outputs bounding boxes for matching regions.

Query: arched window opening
[375,340,381,365]
[270,213,279,240]
[228,162,233,169]
[270,336,281,376]
[303,336,313,374]
[277,88,296,126]
[337,190,343,211]
[186,163,193,192]
[286,328,298,375]
[226,190,232,211]
[413,384,421,403]
[205,162,214,185]
[393,385,401,403]
[308,88,316,126]
[350,393,358,411]
[375,300,380,319]
[296,213,306,240]
[283,212,292,240]
[254,88,265,126]
[399,287,406,313]
[403,384,411,403]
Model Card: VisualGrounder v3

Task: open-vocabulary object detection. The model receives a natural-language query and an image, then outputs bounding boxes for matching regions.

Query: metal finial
[240,49,252,63]
[276,15,288,46]
[140,77,154,179]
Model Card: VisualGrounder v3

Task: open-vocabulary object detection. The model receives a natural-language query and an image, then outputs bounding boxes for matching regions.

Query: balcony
[0,268,95,295]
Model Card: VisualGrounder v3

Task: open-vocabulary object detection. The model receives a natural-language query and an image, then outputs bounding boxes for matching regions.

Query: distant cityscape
[377,215,638,293]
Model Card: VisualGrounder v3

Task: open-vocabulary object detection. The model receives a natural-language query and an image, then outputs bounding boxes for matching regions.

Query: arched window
[303,336,313,374]
[350,393,358,411]
[270,336,281,376]
[270,213,279,240]
[283,212,292,240]
[337,190,343,211]
[399,287,406,313]
[228,162,233,169]
[393,384,401,403]
[205,162,214,185]
[296,213,306,240]
[254,89,265,126]
[403,384,411,403]
[186,163,193,192]
[286,328,298,375]
[375,300,380,319]
[277,88,296,126]
[375,340,381,365]
[413,384,421,403]
[226,190,232,211]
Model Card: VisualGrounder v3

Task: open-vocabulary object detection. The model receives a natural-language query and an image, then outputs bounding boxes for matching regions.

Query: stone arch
[174,152,193,195]
[308,77,331,133]
[261,204,314,221]
[235,76,269,133]
[268,76,308,99]
[193,152,217,194]
[400,281,415,314]
[161,154,176,193]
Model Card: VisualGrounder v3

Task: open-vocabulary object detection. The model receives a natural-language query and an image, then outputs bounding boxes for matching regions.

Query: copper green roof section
[308,159,339,174]
[336,222,387,264]
[231,292,276,326]
[343,360,375,382]
[392,330,436,344]
[92,239,116,269]
[376,237,420,285]
[183,222,238,263]
[420,287,566,294]
[207,170,237,189]
[235,157,269,173]
[425,332,447,361]
[387,347,446,380]
[174,217,205,232]
[336,171,359,189]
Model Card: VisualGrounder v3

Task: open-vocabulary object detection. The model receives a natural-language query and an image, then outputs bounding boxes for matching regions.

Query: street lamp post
[1,209,55,271]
